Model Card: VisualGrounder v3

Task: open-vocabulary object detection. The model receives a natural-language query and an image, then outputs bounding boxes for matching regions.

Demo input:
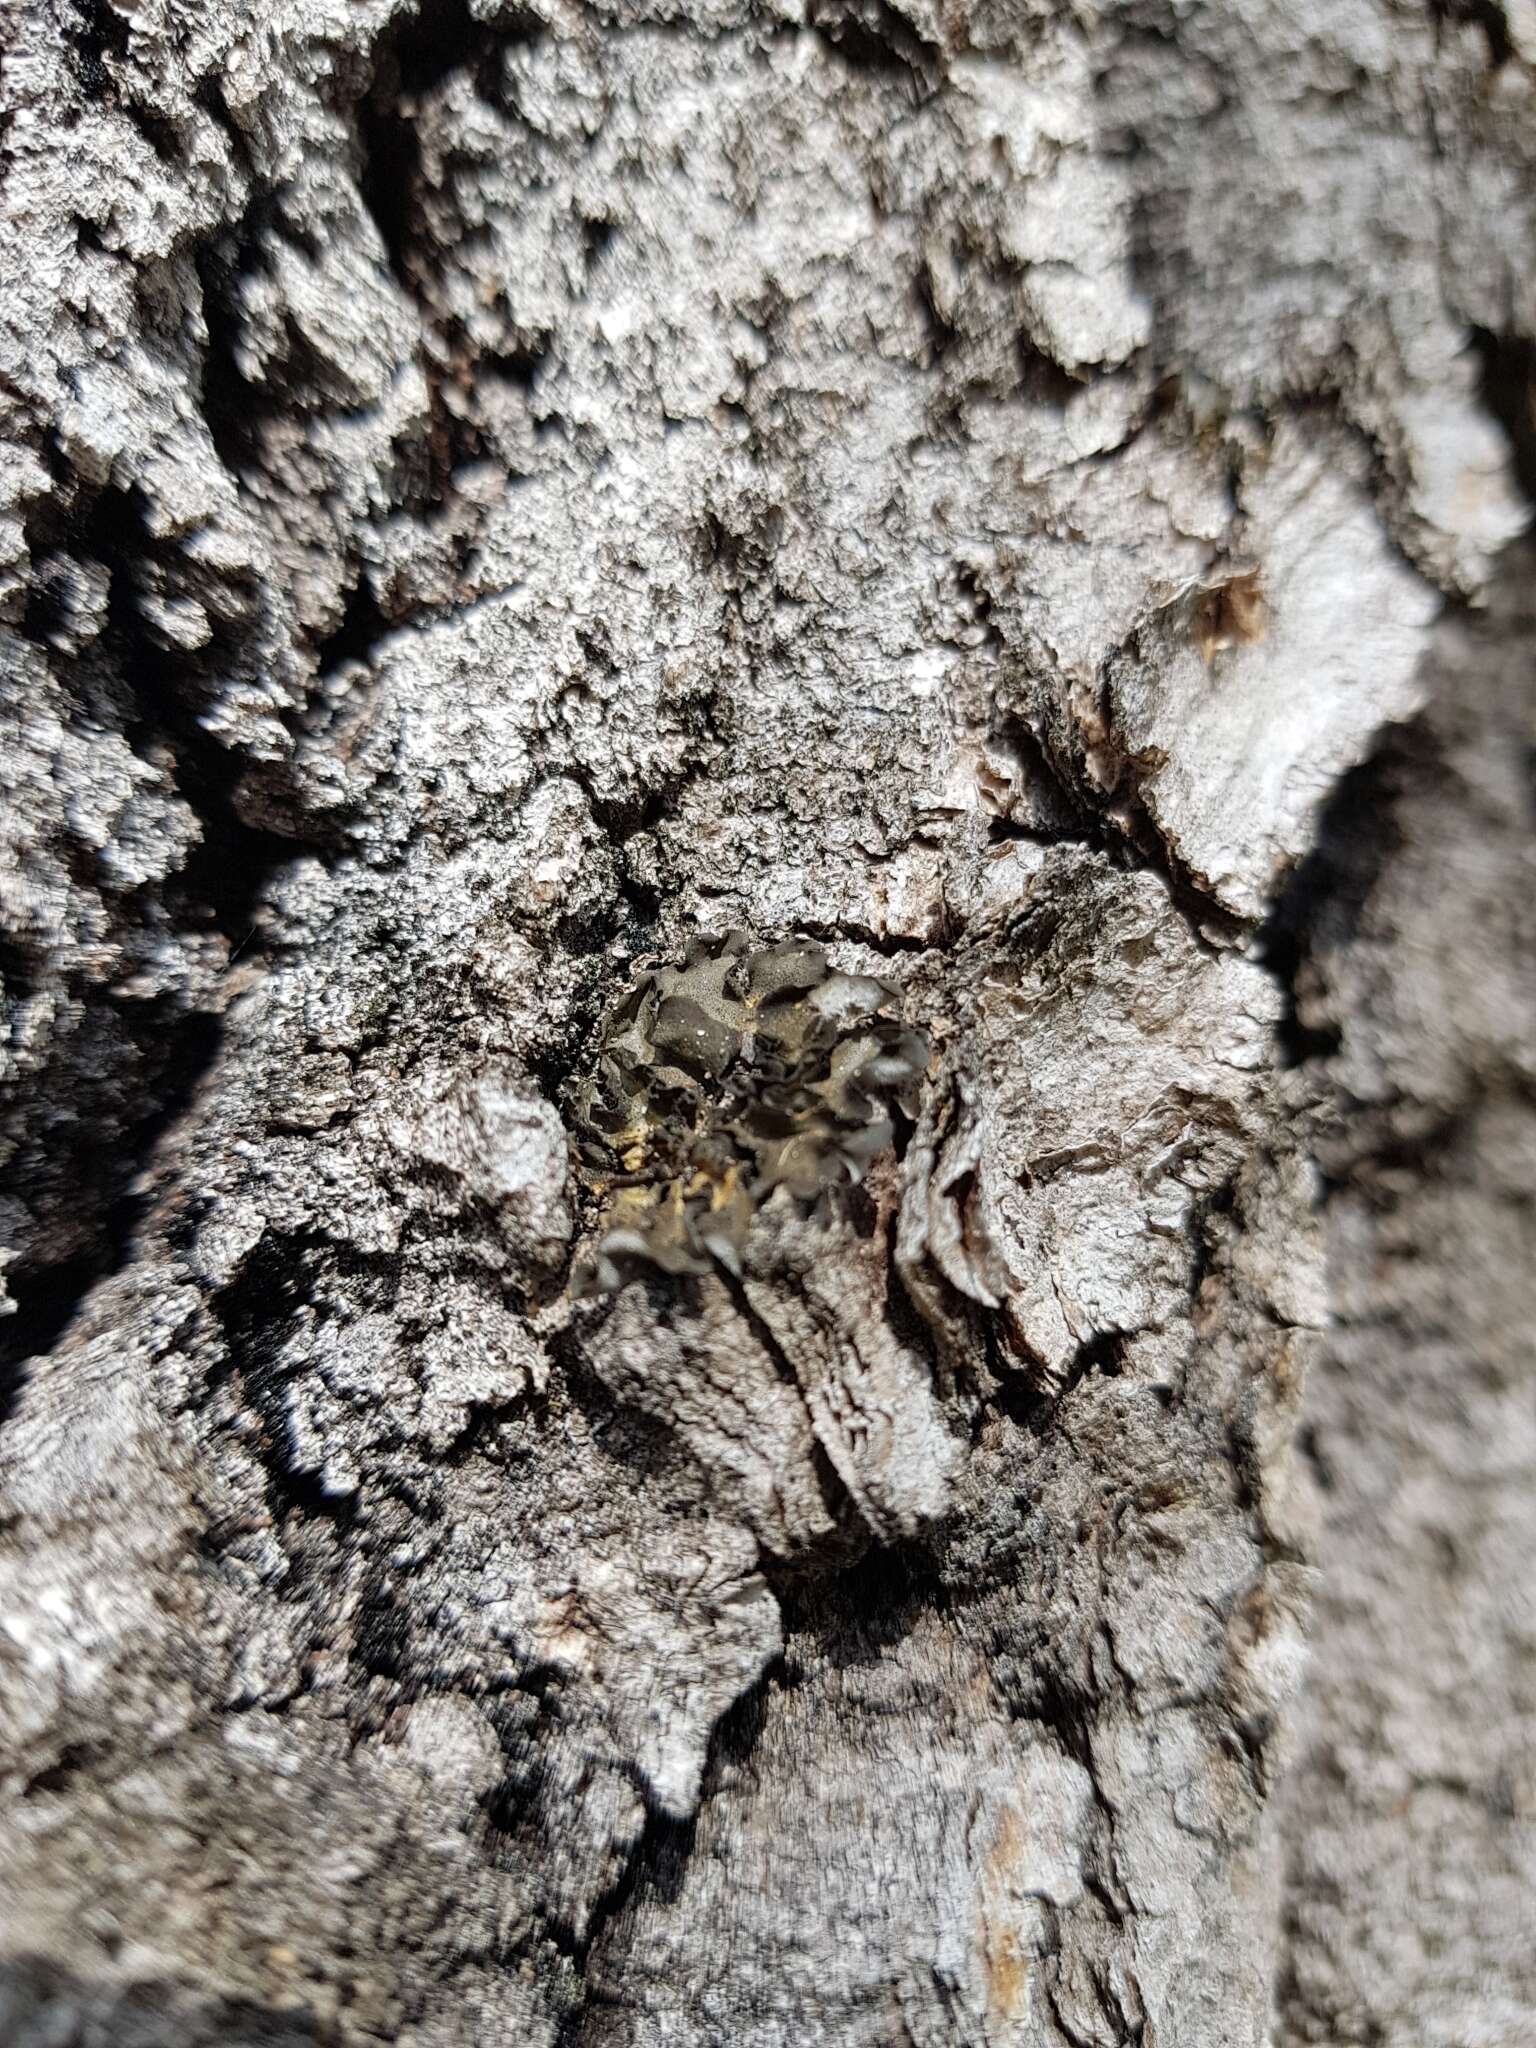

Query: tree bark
[1,3,1532,2045]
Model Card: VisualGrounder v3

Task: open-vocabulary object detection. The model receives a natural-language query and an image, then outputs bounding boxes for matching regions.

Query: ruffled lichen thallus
[568,932,929,1296]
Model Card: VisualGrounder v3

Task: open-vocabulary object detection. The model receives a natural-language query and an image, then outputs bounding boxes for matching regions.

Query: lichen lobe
[569,932,929,1294]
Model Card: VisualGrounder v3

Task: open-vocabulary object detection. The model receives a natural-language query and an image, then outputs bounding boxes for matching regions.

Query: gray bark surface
[0,3,1531,2045]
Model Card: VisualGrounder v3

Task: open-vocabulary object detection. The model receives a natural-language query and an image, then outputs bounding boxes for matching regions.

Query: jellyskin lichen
[569,932,929,1294]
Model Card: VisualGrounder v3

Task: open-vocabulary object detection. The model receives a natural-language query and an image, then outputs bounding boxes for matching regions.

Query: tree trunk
[1,3,1532,2044]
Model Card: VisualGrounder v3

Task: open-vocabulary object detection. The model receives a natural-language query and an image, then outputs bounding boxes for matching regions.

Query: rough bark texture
[1273,546,1536,2048]
[0,3,1531,2045]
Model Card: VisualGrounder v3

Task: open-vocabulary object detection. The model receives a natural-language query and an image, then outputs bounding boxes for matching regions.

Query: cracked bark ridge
[1,1,1533,2044]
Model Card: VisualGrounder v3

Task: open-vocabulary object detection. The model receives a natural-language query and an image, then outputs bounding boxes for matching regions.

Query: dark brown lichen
[568,932,929,1294]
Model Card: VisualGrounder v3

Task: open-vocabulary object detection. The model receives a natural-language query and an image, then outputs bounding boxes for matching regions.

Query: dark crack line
[548,1664,782,2044]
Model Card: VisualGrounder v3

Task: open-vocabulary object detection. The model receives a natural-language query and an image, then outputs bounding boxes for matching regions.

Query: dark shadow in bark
[551,1666,783,2045]
[356,0,542,288]
[1474,327,1536,504]
[1258,721,1426,1069]
[0,1954,333,2048]
[0,1009,218,1426]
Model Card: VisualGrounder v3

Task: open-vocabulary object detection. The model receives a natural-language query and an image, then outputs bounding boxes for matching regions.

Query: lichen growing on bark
[568,931,929,1293]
